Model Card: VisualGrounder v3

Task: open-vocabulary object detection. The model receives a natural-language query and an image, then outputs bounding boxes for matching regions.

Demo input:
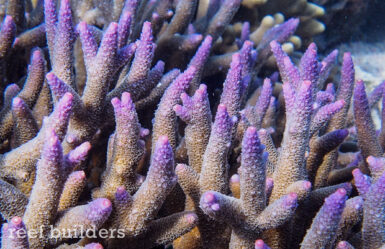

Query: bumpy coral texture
[0,0,382,249]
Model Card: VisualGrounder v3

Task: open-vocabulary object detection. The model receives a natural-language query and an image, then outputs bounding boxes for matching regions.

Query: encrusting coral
[0,0,383,249]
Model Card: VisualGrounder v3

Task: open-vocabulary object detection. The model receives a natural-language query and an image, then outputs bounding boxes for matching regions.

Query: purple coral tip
[204,35,213,43]
[231,116,238,124]
[111,97,120,107]
[211,203,220,211]
[115,186,128,199]
[202,191,220,211]
[61,0,70,7]
[68,141,91,163]
[116,186,126,194]
[307,42,317,52]
[366,156,375,164]
[352,168,361,177]
[77,21,88,32]
[84,243,104,249]
[251,50,257,61]
[266,178,274,191]
[283,57,292,68]
[91,198,112,214]
[203,191,216,204]
[335,99,345,107]
[121,92,132,105]
[158,135,169,145]
[270,40,279,49]
[217,104,227,113]
[78,141,91,154]
[266,178,274,185]
[142,21,152,35]
[11,216,21,224]
[4,15,13,24]
[302,80,312,88]
[46,72,56,81]
[172,104,182,114]
[101,199,111,208]
[180,92,190,103]
[337,129,349,138]
[115,186,130,201]
[10,216,22,226]
[12,97,24,109]
[190,34,203,43]
[185,213,198,224]
[366,156,382,168]
[140,128,150,137]
[230,174,240,183]
[285,193,298,207]
[255,239,270,249]
[336,188,347,196]
[342,182,353,193]
[62,92,73,102]
[121,11,131,20]
[5,83,20,94]
[73,171,86,180]
[336,241,350,249]
[66,134,78,144]
[246,126,257,134]
[152,12,159,20]
[243,40,253,48]
[47,128,60,145]
[155,60,165,71]
[232,52,241,65]
[326,83,335,93]
[352,197,364,210]
[287,17,300,26]
[109,22,118,30]
[197,84,207,93]
[175,164,186,172]
[303,181,312,190]
[136,175,145,185]
[152,135,173,168]
[32,49,43,61]
[343,52,351,60]
[258,129,268,135]
[356,79,364,90]
[13,38,20,47]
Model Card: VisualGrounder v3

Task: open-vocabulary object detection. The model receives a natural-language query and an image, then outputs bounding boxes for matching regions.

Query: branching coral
[0,0,383,249]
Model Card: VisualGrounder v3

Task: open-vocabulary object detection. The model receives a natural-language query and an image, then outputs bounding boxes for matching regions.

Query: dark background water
[314,0,385,51]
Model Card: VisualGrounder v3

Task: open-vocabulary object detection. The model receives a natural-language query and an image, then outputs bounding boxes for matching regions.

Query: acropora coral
[0,0,382,249]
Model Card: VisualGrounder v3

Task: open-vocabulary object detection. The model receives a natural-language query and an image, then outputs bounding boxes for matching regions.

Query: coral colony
[0,0,383,249]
